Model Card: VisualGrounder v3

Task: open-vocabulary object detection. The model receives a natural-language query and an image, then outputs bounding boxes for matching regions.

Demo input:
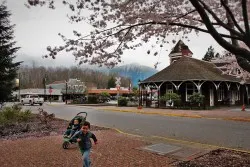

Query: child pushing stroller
[62,112,98,167]
[62,112,87,149]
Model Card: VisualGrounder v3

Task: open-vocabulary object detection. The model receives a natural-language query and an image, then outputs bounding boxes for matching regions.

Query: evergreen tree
[107,76,116,89]
[202,46,215,62]
[0,3,21,103]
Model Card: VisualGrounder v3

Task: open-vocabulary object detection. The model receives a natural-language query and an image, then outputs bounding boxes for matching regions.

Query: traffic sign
[49,86,53,94]
[115,77,121,87]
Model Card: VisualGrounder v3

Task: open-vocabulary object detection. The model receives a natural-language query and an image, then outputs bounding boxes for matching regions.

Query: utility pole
[44,74,47,101]
[65,80,68,104]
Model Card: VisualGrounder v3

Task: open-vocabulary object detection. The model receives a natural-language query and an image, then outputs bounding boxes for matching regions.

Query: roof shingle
[142,57,241,83]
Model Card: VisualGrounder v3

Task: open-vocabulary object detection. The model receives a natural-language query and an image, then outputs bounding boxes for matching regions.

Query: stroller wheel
[62,141,70,149]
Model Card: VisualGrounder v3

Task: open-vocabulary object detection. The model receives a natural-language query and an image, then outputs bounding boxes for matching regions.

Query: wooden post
[158,87,160,108]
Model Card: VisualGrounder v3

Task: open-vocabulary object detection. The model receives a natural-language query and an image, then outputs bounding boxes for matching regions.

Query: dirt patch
[174,149,250,167]
[0,114,108,140]
[0,130,174,167]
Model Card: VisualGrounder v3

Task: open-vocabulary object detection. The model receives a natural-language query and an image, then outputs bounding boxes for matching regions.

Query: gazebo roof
[169,40,193,55]
[142,56,242,83]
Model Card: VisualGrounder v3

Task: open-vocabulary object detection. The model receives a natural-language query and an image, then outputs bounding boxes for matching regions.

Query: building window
[218,86,225,101]
[166,84,174,94]
[186,83,197,101]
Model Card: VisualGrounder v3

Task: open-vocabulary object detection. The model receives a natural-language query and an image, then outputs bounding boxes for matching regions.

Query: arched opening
[230,82,241,105]
[158,81,178,107]
[200,81,217,107]
[245,85,250,105]
[217,82,230,106]
[178,81,198,105]
[145,82,158,107]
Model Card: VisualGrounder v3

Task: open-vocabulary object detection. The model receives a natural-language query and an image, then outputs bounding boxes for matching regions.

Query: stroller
[62,112,88,149]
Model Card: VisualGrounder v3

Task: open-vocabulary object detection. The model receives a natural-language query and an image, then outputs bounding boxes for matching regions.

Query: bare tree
[18,66,130,89]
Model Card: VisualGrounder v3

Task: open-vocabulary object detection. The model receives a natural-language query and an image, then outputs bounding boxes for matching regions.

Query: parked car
[21,94,44,106]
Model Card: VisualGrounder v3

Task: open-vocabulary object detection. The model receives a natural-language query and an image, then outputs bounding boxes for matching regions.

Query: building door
[166,84,174,107]
[210,88,214,107]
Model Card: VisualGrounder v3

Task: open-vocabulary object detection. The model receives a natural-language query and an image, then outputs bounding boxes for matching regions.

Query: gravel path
[0,130,174,167]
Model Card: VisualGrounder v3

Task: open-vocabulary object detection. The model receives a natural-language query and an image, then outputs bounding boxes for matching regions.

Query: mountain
[109,63,158,87]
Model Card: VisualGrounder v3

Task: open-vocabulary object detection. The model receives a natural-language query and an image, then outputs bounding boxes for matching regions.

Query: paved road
[25,103,250,150]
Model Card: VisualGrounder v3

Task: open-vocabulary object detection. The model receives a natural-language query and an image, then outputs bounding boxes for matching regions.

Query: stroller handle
[76,112,87,118]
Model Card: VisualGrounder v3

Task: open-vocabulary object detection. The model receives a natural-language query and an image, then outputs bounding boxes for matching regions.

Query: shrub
[72,98,81,104]
[118,97,128,106]
[189,93,205,106]
[98,92,111,103]
[18,110,32,122]
[160,93,181,107]
[37,108,55,126]
[0,104,32,125]
[0,113,7,125]
[87,95,98,104]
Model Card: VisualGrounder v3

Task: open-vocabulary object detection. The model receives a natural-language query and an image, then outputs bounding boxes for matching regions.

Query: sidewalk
[0,130,175,167]
[90,106,250,122]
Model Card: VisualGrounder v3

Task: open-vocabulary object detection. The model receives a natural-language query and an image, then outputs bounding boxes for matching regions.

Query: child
[64,119,80,138]
[70,121,97,167]
[69,119,81,137]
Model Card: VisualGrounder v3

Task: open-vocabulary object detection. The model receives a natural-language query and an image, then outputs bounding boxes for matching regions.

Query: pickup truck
[21,94,44,106]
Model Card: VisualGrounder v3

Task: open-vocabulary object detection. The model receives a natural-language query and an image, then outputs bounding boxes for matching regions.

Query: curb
[223,117,250,122]
[151,135,250,154]
[46,104,250,123]
[105,126,250,154]
[99,108,250,122]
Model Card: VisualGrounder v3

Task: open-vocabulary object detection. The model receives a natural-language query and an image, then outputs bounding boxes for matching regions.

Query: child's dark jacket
[71,131,97,151]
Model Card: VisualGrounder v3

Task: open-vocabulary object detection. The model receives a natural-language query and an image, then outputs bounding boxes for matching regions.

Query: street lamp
[65,80,68,104]
[16,72,24,102]
[138,80,141,107]
[15,77,20,102]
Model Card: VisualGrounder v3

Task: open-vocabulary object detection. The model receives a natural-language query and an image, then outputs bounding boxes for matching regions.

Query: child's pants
[82,149,91,167]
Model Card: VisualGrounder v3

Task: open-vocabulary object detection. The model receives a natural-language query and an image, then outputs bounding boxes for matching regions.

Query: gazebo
[139,41,250,108]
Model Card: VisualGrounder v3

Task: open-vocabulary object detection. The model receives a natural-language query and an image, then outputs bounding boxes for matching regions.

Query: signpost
[49,86,52,104]
[115,77,121,106]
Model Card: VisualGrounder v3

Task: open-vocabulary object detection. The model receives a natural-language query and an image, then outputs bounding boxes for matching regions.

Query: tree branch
[220,0,245,34]
[197,0,243,37]
[172,9,197,22]
[169,22,241,39]
[189,0,250,61]
[112,27,132,54]
[242,0,250,36]
[74,21,243,46]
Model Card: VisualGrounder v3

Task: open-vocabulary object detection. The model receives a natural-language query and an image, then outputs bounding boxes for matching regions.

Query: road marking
[100,126,250,154]
[113,128,142,137]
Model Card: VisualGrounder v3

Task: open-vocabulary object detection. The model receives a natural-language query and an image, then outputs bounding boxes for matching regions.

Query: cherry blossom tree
[26,0,250,71]
[211,42,250,83]
[212,52,250,83]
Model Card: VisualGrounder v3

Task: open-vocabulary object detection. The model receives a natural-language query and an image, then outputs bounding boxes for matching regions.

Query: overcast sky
[6,0,225,70]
